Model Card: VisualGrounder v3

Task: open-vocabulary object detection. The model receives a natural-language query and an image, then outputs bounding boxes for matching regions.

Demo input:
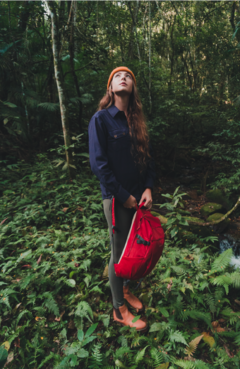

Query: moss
[151,211,168,224]
[200,202,223,216]
[206,212,230,230]
[206,189,232,210]
[182,216,212,237]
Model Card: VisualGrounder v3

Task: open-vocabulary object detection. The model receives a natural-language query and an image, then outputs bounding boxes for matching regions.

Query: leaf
[132,315,141,323]
[135,345,149,363]
[82,336,97,347]
[202,332,215,348]
[185,335,203,357]
[37,254,42,265]
[3,118,8,125]
[75,301,93,322]
[1,342,10,351]
[77,348,89,358]
[149,322,162,332]
[85,323,98,338]
[66,279,76,287]
[211,248,232,271]
[159,307,169,317]
[0,346,8,368]
[170,227,178,238]
[77,330,84,342]
[115,359,128,368]
[2,101,17,108]
[169,330,188,345]
[102,264,109,279]
[156,364,169,369]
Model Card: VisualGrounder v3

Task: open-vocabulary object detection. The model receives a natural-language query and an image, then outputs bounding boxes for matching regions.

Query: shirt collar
[107,104,124,118]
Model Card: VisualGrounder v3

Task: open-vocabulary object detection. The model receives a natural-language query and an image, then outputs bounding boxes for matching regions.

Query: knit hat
[107,67,136,90]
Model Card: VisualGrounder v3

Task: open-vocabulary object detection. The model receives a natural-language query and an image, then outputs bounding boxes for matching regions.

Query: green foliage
[1,159,240,368]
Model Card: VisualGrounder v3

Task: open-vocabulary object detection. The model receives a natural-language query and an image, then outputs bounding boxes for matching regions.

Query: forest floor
[1,157,240,368]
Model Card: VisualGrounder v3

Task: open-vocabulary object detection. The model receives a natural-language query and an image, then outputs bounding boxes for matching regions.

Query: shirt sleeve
[88,114,131,204]
[144,141,156,191]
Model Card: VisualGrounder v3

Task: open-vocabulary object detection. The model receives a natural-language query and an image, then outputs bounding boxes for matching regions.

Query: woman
[88,67,155,331]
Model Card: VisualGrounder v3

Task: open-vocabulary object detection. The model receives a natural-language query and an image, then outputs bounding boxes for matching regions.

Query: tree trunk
[47,1,76,180]
[149,1,152,116]
[68,0,83,133]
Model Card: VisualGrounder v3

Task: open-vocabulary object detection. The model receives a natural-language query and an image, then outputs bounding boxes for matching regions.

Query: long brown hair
[98,81,151,171]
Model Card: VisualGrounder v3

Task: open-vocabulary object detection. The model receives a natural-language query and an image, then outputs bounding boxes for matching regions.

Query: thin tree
[46,1,76,179]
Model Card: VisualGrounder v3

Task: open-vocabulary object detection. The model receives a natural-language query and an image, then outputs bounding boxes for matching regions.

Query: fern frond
[169,330,188,345]
[211,248,232,271]
[75,301,93,321]
[88,343,102,369]
[42,292,59,317]
[185,334,203,357]
[174,360,195,369]
[234,332,240,345]
[150,347,164,368]
[202,332,215,348]
[38,102,60,111]
[188,310,211,328]
[134,345,149,364]
[230,271,240,288]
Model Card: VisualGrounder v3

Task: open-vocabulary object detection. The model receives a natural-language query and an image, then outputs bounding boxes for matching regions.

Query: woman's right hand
[123,195,137,209]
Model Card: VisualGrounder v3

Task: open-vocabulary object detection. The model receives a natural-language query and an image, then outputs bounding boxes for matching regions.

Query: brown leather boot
[113,304,147,331]
[123,285,145,313]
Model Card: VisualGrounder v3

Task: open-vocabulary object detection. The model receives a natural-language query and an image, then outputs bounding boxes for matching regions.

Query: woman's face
[111,70,133,95]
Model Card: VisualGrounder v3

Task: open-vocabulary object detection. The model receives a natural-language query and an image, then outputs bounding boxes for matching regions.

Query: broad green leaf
[82,336,97,347]
[159,307,169,317]
[77,348,89,358]
[85,323,98,338]
[132,315,141,323]
[149,322,162,332]
[77,330,84,342]
[135,345,149,363]
[66,279,76,287]
[0,346,8,368]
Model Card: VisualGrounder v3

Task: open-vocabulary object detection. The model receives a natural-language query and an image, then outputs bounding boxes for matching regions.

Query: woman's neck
[114,94,129,116]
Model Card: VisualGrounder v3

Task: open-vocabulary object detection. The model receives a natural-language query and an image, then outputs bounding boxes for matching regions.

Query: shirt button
[114,135,117,138]
[123,132,125,135]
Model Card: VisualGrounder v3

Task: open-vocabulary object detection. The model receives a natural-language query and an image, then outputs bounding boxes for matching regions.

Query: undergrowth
[1,156,240,369]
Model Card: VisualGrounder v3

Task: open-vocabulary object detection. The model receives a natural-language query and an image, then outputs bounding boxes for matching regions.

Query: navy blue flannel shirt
[88,104,155,204]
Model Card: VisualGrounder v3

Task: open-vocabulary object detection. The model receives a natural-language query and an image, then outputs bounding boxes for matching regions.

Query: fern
[16,309,32,325]
[38,102,60,111]
[75,301,93,321]
[185,334,203,357]
[212,275,232,294]
[234,332,240,345]
[211,248,232,271]
[188,310,211,328]
[174,360,195,369]
[230,271,240,288]
[169,330,188,345]
[88,343,102,368]
[39,352,60,368]
[195,360,211,369]
[134,345,149,364]
[42,292,59,317]
[150,347,164,368]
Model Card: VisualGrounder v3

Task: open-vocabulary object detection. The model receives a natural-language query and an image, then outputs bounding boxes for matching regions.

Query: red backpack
[112,198,165,280]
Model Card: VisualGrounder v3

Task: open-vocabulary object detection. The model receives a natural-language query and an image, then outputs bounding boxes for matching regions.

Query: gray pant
[103,199,136,308]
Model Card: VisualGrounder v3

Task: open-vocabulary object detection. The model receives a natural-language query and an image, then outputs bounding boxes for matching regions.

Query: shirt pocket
[108,129,130,151]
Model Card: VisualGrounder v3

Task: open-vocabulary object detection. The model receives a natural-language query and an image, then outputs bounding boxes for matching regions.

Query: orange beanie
[107,66,136,90]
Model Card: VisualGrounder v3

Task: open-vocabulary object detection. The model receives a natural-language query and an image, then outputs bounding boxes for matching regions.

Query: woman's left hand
[139,188,152,209]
